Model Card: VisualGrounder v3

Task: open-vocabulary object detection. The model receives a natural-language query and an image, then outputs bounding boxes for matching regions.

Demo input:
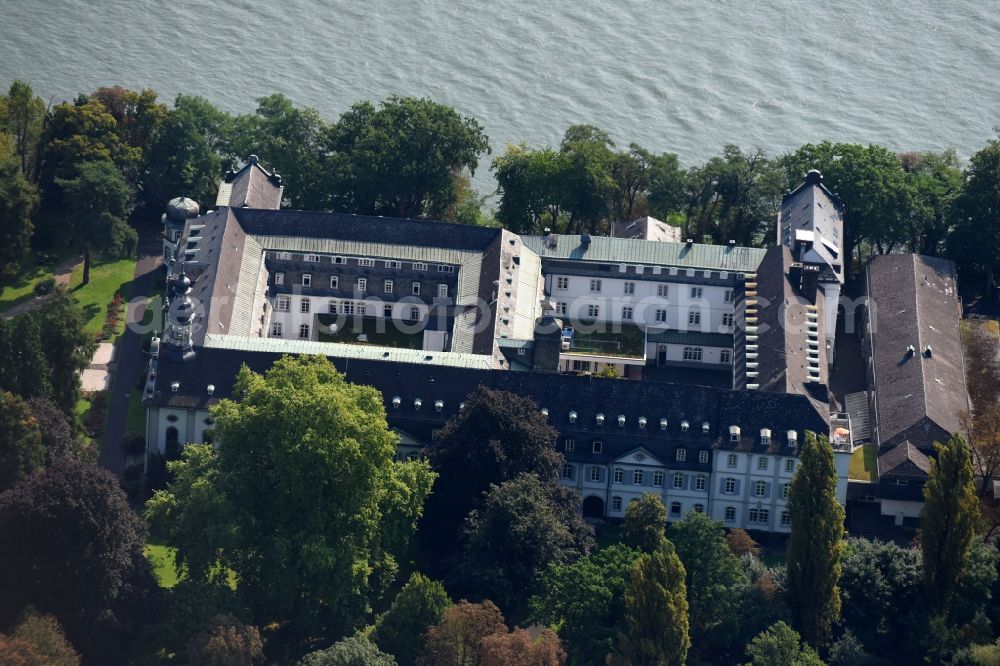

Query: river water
[2,0,998,191]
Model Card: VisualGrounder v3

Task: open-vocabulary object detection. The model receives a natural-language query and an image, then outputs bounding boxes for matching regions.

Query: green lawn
[849,444,878,482]
[566,322,646,358]
[69,257,136,338]
[0,250,72,313]
[145,541,180,589]
[125,389,146,434]
[317,314,424,349]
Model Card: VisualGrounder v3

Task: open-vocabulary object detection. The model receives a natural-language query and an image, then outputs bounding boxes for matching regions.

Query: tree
[726,528,760,558]
[619,540,690,666]
[899,149,964,255]
[743,621,824,666]
[622,492,667,553]
[299,635,397,666]
[457,473,593,609]
[1,607,80,666]
[418,600,507,666]
[529,544,641,665]
[146,355,435,642]
[372,572,452,666]
[669,510,748,659]
[478,628,566,666]
[34,288,94,414]
[0,147,38,277]
[492,145,572,233]
[786,431,845,647]
[0,80,46,180]
[27,397,89,464]
[0,458,156,664]
[55,159,136,285]
[423,386,562,562]
[0,314,52,403]
[185,614,265,666]
[950,136,1000,284]
[327,96,489,218]
[922,433,979,611]
[0,391,44,492]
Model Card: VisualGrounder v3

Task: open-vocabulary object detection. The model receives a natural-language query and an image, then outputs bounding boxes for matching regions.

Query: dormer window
[760,428,771,446]
[787,430,798,447]
[392,396,401,408]
[681,420,689,432]
[274,272,284,285]
[413,398,422,411]
[592,440,603,454]
[434,400,444,412]
[618,415,626,427]
[702,421,710,433]
[638,417,647,429]
[660,418,668,430]
[541,407,549,417]
[729,425,741,442]
[596,413,605,426]
[569,411,577,423]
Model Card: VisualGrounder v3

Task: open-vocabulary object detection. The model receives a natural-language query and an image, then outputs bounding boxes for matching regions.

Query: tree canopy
[0,391,44,492]
[621,492,667,553]
[372,572,452,666]
[620,539,690,666]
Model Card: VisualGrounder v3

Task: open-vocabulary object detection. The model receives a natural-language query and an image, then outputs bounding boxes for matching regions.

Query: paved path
[81,343,115,392]
[99,224,162,474]
[1,255,82,319]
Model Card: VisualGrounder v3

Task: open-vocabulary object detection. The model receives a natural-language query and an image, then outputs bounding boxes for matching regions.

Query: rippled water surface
[3,1,998,188]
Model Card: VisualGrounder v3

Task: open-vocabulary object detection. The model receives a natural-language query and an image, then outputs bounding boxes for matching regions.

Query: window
[357,278,367,292]
[438,265,455,273]
[385,260,401,269]
[612,496,623,512]
[572,360,591,372]
[683,347,703,361]
[688,310,701,326]
[724,507,736,522]
[330,276,339,289]
[412,282,421,295]
[670,502,682,516]
[623,281,635,295]
[892,478,909,486]
[587,304,600,318]
[590,466,602,482]
[302,273,311,287]
[722,312,734,327]
[589,279,602,292]
[383,304,393,318]
[690,287,703,299]
[341,301,356,315]
[699,450,709,464]
[757,457,769,471]
[785,459,795,473]
[622,306,633,320]
[695,475,707,491]
[276,251,291,260]
[724,478,736,494]
[275,295,290,312]
[384,280,393,293]
[727,453,738,468]
[564,439,575,452]
[749,508,769,524]
[299,324,310,339]
[653,471,664,486]
[673,473,684,489]
[613,468,623,484]
[783,484,790,499]
[724,289,733,303]
[781,511,791,527]
[556,277,569,290]
[754,481,767,497]
[274,272,284,285]
[657,284,668,297]
[333,256,346,265]
[592,440,603,454]
[693,504,704,513]
[720,349,732,364]
[412,262,428,271]
[675,448,687,462]
[300,299,311,314]
[358,258,375,267]
[633,470,643,485]
[409,306,420,321]
[271,322,283,336]
[561,463,574,480]
[437,284,448,298]
[556,302,567,315]
[655,309,667,322]
[304,254,319,263]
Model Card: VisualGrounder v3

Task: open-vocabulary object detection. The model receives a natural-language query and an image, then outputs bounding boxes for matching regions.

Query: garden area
[317,314,424,349]
[69,257,136,340]
[0,249,74,313]
[849,443,878,483]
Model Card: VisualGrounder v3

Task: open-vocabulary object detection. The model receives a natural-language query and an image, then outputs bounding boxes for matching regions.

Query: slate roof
[217,158,283,210]
[613,216,682,243]
[866,254,969,450]
[878,441,931,478]
[521,234,765,273]
[778,170,845,283]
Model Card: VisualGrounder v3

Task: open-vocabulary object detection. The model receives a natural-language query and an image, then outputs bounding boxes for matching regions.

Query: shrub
[34,278,55,295]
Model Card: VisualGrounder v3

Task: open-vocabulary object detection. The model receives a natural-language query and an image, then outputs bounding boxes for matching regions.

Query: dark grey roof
[878,441,931,478]
[220,158,283,210]
[866,254,969,450]
[779,170,844,283]
[232,208,502,251]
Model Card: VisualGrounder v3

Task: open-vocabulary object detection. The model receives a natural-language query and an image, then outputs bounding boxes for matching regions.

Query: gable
[613,447,664,467]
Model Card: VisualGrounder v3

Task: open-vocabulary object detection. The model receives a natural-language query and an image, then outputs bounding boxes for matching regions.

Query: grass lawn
[145,541,180,589]
[317,314,424,349]
[69,257,136,338]
[849,443,878,482]
[0,250,71,313]
[566,322,646,357]
[125,389,146,434]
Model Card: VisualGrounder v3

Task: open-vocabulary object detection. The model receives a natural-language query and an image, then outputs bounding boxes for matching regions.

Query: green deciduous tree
[56,159,136,284]
[619,540,690,666]
[622,492,667,553]
[922,433,979,611]
[950,136,1000,285]
[146,355,435,643]
[743,621,824,666]
[0,391,44,492]
[0,314,53,405]
[786,431,845,648]
[0,80,46,180]
[457,473,593,609]
[529,544,641,665]
[0,145,38,277]
[327,96,489,218]
[298,634,397,666]
[372,572,452,666]
[33,288,95,415]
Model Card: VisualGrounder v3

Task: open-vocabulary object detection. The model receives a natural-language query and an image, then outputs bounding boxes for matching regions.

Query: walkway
[81,343,115,392]
[1,255,82,319]
[99,223,162,474]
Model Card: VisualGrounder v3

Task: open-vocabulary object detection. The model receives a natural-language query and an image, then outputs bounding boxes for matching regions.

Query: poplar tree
[622,492,668,553]
[921,433,978,610]
[620,539,690,666]
[786,431,845,648]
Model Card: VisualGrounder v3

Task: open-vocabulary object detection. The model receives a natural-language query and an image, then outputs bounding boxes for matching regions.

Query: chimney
[580,234,591,249]
[924,345,933,358]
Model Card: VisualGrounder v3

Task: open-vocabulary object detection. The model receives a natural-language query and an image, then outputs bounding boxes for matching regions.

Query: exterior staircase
[845,391,871,444]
